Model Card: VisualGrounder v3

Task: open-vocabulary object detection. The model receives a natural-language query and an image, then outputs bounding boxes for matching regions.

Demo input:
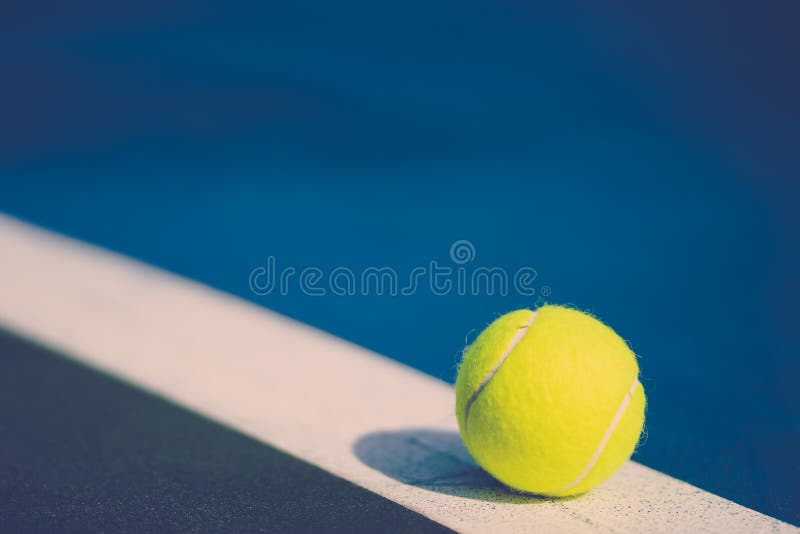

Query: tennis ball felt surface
[455,305,646,497]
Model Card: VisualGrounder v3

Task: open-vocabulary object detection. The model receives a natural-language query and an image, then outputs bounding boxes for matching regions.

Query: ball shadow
[353,428,550,504]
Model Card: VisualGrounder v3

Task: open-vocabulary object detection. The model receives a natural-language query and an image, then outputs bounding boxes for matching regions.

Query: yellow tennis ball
[455,305,646,497]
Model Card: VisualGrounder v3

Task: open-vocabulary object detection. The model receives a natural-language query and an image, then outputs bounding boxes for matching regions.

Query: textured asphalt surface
[0,331,451,533]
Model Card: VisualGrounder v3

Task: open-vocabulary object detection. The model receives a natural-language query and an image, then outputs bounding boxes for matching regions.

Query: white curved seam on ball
[553,376,641,494]
[463,310,538,435]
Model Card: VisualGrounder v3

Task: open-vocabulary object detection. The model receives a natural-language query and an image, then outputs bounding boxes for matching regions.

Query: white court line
[0,214,795,534]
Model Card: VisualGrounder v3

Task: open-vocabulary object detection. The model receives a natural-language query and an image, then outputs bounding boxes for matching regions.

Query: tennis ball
[455,305,645,497]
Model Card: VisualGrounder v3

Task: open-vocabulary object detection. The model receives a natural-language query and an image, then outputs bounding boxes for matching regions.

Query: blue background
[2,1,798,524]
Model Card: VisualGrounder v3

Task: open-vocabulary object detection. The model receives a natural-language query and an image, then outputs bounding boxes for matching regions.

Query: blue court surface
[1,2,799,531]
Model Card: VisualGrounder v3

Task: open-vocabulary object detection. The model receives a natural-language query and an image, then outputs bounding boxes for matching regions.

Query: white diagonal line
[0,214,795,534]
